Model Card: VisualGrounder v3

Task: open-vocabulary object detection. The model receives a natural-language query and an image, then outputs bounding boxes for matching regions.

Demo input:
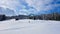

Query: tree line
[0,12,60,21]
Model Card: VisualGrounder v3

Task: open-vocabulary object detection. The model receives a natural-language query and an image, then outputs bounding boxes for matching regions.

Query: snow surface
[0,19,60,34]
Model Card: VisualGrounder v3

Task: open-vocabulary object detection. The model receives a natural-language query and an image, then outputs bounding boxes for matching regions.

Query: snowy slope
[0,19,60,34]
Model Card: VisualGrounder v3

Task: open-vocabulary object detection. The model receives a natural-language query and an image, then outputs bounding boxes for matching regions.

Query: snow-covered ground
[0,19,60,34]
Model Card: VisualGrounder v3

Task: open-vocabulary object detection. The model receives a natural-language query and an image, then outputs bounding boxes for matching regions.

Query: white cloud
[0,0,19,15]
[0,0,27,15]
[25,0,59,11]
[0,0,60,16]
[25,0,51,11]
[0,0,19,9]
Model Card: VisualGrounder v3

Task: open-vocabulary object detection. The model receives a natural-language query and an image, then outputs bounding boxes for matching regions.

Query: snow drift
[0,19,60,34]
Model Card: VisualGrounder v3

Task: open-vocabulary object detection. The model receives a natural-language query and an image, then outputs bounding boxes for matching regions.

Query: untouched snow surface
[0,19,60,34]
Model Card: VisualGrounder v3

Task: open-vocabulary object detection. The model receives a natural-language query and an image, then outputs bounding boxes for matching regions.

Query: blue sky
[0,0,60,16]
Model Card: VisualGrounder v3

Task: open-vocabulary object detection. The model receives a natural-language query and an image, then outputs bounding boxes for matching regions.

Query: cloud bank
[0,0,60,16]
